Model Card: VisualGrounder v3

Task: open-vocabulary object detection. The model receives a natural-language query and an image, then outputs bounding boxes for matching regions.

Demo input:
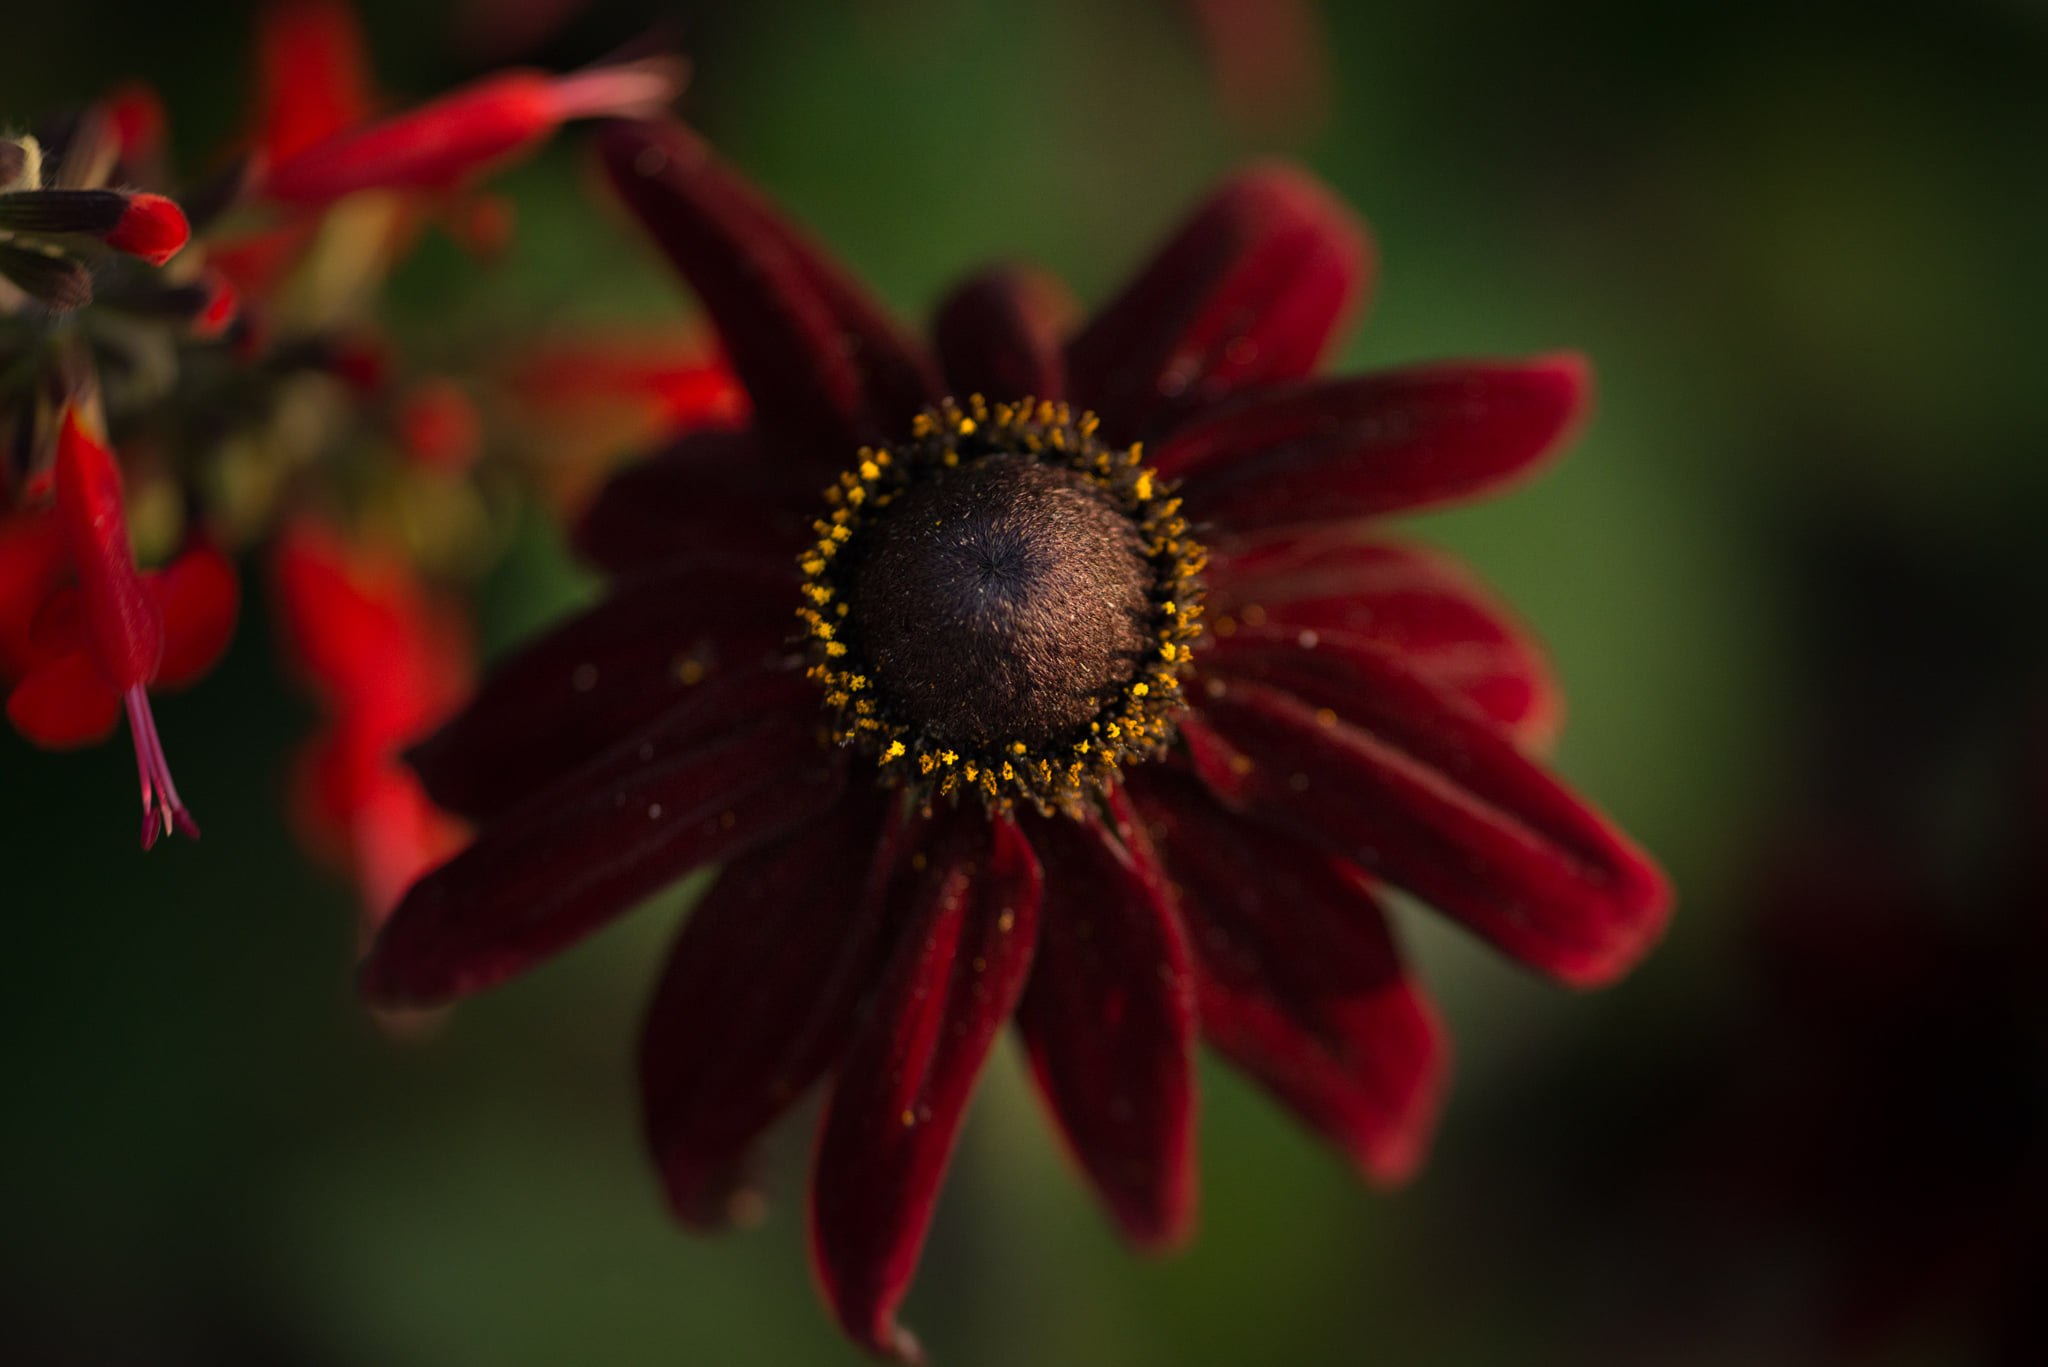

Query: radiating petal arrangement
[358,112,1672,1361]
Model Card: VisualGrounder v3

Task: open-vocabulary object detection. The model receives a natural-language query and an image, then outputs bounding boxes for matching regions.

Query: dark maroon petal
[572,429,823,576]
[597,119,937,467]
[811,808,1043,1365]
[408,559,797,824]
[1014,800,1198,1250]
[1065,164,1371,441]
[1206,528,1560,748]
[1123,768,1447,1184]
[931,265,1076,404]
[641,787,904,1229]
[362,683,843,1005]
[1185,631,1670,986]
[1151,355,1591,529]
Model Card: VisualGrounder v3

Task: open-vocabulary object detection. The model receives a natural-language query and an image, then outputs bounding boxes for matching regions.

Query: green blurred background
[5,1,2047,1362]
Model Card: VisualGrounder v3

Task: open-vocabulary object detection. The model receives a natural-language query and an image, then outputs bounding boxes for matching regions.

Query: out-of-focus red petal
[1151,356,1591,530]
[811,807,1043,1365]
[0,510,68,678]
[360,678,845,1006]
[54,409,161,693]
[1185,633,1671,987]
[104,193,189,267]
[642,789,905,1230]
[272,521,472,732]
[405,557,793,824]
[1206,530,1561,749]
[1014,800,1198,1250]
[1123,767,1447,1184]
[931,265,1076,404]
[149,543,239,691]
[1066,165,1371,442]
[596,119,938,467]
[105,81,169,171]
[264,61,680,205]
[7,648,122,747]
[254,0,376,165]
[572,430,821,575]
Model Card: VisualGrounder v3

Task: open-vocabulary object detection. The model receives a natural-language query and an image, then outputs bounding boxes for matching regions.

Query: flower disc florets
[800,395,1205,813]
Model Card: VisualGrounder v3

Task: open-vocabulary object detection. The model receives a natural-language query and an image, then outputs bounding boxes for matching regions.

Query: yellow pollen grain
[1229,754,1254,776]
[824,642,847,657]
[901,1109,916,1128]
[1131,682,1149,697]
[957,418,976,435]
[1134,472,1153,501]
[677,659,707,685]
[859,461,880,481]
[939,750,958,766]
[883,740,906,760]
[997,910,1015,933]
[1315,708,1338,728]
[1011,742,1027,755]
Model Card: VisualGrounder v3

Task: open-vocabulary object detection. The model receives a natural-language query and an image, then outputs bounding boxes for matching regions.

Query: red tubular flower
[4,410,238,846]
[273,520,473,932]
[363,118,1671,1361]
[259,59,683,206]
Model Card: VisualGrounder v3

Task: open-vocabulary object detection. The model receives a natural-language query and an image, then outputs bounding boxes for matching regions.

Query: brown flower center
[849,456,1152,750]
[798,396,1206,812]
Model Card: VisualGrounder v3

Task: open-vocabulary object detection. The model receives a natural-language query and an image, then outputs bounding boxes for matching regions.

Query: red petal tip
[106,193,189,266]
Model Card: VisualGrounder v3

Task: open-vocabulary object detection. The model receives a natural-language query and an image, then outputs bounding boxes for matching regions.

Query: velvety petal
[361,680,843,1006]
[0,510,67,678]
[407,558,795,824]
[931,265,1075,404]
[811,808,1043,1364]
[1185,631,1670,987]
[149,544,240,691]
[1065,165,1371,441]
[597,119,937,467]
[1206,529,1560,748]
[571,430,821,576]
[1122,767,1447,1184]
[7,648,121,748]
[1150,356,1591,529]
[641,786,904,1229]
[1014,799,1197,1250]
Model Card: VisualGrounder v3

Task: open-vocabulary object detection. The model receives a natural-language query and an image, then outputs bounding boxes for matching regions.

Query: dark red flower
[363,117,1670,1361]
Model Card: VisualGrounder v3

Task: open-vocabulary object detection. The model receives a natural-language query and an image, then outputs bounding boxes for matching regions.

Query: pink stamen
[124,684,199,849]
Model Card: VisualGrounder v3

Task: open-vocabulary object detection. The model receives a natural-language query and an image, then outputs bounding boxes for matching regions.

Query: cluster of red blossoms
[1,2,738,924]
[358,115,1673,1360]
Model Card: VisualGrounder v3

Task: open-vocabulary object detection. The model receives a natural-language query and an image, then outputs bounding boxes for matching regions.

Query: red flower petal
[1123,767,1447,1184]
[931,265,1076,404]
[264,62,681,205]
[54,409,161,694]
[148,543,240,691]
[1206,529,1561,749]
[573,431,821,576]
[103,193,190,267]
[811,807,1043,1365]
[361,679,844,1005]
[405,557,793,823]
[642,787,904,1229]
[1014,800,1198,1250]
[6,648,121,748]
[596,118,938,467]
[1185,632,1671,987]
[253,0,376,165]
[1150,355,1591,530]
[1066,165,1371,441]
